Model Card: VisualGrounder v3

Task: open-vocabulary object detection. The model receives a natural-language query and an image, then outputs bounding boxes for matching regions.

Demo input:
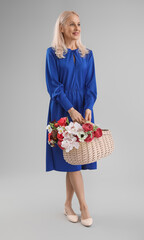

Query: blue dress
[45,46,98,172]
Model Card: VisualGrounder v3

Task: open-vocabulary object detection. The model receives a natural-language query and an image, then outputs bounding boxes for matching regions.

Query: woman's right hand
[68,107,86,125]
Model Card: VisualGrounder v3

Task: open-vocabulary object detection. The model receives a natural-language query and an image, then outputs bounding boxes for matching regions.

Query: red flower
[48,132,52,142]
[54,122,59,128]
[94,128,102,138]
[82,123,93,132]
[57,133,64,141]
[51,119,56,123]
[85,132,95,142]
[57,140,65,150]
[57,117,67,127]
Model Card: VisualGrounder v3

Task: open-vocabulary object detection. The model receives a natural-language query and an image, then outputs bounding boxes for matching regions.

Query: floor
[0,171,143,240]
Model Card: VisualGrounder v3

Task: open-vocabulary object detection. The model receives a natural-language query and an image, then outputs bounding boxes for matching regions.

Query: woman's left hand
[85,109,92,122]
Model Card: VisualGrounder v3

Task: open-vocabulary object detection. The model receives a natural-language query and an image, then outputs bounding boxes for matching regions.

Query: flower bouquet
[46,116,114,165]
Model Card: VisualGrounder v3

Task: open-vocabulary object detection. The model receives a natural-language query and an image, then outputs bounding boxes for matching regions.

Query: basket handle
[85,120,95,126]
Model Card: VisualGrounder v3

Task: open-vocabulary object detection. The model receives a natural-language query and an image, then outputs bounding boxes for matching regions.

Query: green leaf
[66,116,70,125]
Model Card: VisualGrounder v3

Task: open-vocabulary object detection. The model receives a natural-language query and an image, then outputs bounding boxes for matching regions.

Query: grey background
[0,0,144,239]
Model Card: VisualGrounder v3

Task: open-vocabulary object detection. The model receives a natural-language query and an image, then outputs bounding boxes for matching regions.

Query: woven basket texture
[63,129,114,165]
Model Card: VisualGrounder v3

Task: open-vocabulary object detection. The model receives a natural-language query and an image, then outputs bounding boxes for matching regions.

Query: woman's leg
[64,172,77,215]
[65,172,74,206]
[68,171,91,220]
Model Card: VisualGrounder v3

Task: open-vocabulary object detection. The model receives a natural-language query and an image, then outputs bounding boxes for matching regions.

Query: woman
[45,11,98,227]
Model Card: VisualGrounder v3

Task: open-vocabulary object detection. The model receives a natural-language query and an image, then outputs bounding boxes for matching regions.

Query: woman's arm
[84,50,97,113]
[45,48,74,112]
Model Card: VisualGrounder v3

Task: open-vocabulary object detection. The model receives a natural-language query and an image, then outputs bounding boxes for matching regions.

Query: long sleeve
[84,50,97,112]
[45,48,74,112]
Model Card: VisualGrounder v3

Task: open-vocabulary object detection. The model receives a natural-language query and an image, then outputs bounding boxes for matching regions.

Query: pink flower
[82,123,93,132]
[85,132,95,142]
[94,128,102,138]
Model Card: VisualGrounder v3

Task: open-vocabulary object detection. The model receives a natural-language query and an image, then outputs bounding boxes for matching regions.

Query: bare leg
[64,172,77,215]
[68,171,91,220]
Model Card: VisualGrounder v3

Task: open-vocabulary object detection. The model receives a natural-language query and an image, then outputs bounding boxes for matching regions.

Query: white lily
[65,121,83,135]
[61,135,79,152]
[46,124,52,133]
[57,126,65,134]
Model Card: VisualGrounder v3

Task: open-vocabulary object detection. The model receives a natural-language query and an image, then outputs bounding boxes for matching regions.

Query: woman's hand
[85,109,92,122]
[68,107,86,125]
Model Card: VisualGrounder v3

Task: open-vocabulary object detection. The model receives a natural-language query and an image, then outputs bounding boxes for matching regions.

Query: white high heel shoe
[64,208,79,223]
[81,217,93,227]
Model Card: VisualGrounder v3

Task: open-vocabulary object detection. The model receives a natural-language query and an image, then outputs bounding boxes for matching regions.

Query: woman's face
[61,14,81,42]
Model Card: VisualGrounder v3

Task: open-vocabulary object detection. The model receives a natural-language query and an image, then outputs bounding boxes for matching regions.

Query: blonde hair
[51,11,90,58]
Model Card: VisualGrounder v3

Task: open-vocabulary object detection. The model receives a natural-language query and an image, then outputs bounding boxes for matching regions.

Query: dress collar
[67,48,78,51]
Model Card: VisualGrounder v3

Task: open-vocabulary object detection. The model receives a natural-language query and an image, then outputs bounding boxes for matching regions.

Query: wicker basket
[63,128,114,165]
